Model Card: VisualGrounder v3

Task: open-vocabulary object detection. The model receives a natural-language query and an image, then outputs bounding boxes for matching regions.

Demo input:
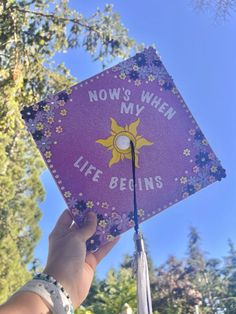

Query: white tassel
[133,232,153,314]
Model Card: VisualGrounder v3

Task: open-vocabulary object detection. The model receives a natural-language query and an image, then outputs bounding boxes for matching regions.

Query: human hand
[44,210,119,309]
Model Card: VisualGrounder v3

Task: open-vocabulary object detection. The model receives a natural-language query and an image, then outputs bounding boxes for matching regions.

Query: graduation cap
[21,47,226,313]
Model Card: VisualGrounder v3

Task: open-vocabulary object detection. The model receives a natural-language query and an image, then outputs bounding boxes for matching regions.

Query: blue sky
[35,0,236,277]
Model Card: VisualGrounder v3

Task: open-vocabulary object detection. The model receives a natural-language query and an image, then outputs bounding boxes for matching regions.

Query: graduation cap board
[21,47,226,251]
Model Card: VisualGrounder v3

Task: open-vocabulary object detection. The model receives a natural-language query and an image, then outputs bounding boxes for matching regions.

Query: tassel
[130,140,153,314]
[133,232,153,314]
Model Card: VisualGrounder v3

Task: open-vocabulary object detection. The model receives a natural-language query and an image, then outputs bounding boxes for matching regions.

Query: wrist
[43,268,78,308]
[0,291,52,314]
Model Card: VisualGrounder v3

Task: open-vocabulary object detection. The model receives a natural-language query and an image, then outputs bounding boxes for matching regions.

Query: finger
[77,211,97,241]
[52,209,73,235]
[85,253,97,272]
[93,237,120,265]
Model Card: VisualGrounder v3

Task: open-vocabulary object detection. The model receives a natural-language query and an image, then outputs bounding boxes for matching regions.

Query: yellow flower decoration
[64,191,71,198]
[96,118,153,168]
[47,117,54,124]
[56,126,63,133]
[36,122,44,130]
[44,104,51,112]
[148,75,155,82]
[60,109,67,116]
[86,201,94,208]
[44,151,52,159]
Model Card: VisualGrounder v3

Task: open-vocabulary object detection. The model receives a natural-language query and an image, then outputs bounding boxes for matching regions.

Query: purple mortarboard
[21,47,226,252]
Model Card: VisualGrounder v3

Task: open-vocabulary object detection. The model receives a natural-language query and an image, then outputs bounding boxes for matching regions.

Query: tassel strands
[130,141,153,314]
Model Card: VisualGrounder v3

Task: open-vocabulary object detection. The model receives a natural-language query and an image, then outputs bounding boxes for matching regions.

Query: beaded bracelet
[15,273,74,314]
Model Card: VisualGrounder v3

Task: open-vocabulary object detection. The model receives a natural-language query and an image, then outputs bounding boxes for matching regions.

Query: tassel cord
[130,141,153,314]
[130,141,139,234]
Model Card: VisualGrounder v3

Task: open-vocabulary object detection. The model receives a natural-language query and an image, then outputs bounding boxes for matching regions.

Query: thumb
[51,209,73,235]
[77,211,97,241]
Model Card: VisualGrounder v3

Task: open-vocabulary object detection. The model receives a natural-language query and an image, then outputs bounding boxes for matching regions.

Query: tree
[0,0,136,302]
[84,268,136,314]
[222,240,236,313]
[193,0,236,20]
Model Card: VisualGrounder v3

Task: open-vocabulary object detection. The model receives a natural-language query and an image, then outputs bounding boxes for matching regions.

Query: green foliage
[0,0,136,303]
[222,240,236,313]
[193,0,236,20]
[79,231,236,314]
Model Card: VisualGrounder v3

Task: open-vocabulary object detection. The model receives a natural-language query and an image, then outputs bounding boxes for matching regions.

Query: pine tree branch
[14,7,103,37]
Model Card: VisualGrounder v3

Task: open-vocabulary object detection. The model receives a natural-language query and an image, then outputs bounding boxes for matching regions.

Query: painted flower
[109,224,121,237]
[36,122,44,130]
[58,100,65,107]
[119,72,126,80]
[182,192,189,199]
[32,130,44,141]
[21,106,37,121]
[75,200,87,211]
[56,126,63,133]
[186,184,195,195]
[44,151,52,159]
[72,208,80,216]
[194,183,202,191]
[101,202,109,209]
[153,59,162,67]
[208,152,216,160]
[139,66,149,79]
[180,176,188,184]
[44,130,52,138]
[196,171,209,186]
[64,191,71,198]
[128,211,134,222]
[147,64,159,75]
[134,53,147,66]
[155,67,170,81]
[37,137,52,152]
[96,118,153,168]
[129,70,139,80]
[194,130,204,141]
[202,139,208,146]
[97,213,104,222]
[38,100,48,111]
[212,166,226,181]
[193,165,200,173]
[163,80,174,90]
[86,201,94,209]
[47,116,54,124]
[96,226,107,241]
[189,129,196,136]
[60,109,67,116]
[188,176,197,185]
[58,91,70,102]
[158,79,165,86]
[172,87,178,95]
[183,148,191,156]
[107,234,115,241]
[117,59,135,74]
[135,79,141,86]
[43,104,51,112]
[138,208,145,217]
[195,151,210,167]
[32,104,39,111]
[27,119,37,133]
[68,197,77,207]
[98,220,107,228]
[208,175,216,183]
[133,64,139,71]
[86,235,100,251]
[35,111,46,121]
[148,74,155,82]
[210,165,217,173]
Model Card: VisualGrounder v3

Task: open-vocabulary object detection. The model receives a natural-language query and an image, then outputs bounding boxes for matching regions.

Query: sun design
[96,118,153,167]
